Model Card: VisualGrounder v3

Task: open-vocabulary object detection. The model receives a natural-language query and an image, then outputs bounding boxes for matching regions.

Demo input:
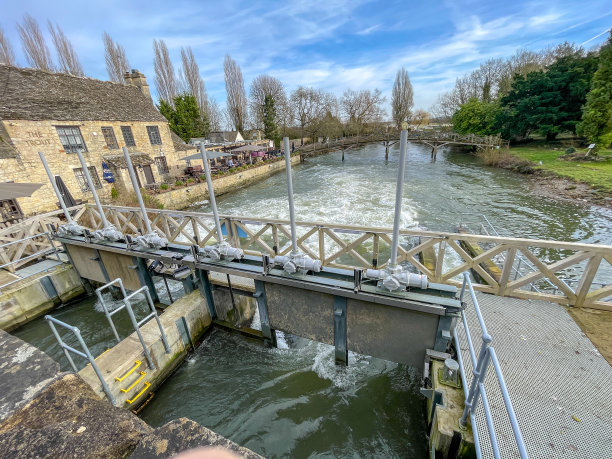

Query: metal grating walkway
[456,293,612,459]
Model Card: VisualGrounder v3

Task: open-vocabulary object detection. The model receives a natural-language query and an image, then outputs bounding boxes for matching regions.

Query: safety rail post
[455,272,528,459]
[44,315,116,406]
[122,286,171,371]
[95,278,128,343]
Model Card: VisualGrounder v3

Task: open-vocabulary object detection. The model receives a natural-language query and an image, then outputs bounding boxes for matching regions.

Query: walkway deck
[457,293,612,458]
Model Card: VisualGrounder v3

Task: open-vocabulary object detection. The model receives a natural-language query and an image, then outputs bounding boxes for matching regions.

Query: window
[146,126,162,145]
[101,126,119,149]
[154,156,169,174]
[73,166,102,192]
[121,126,136,147]
[0,199,23,222]
[56,126,87,153]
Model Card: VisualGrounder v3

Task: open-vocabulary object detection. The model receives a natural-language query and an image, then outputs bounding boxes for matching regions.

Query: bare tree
[391,68,414,129]
[0,25,16,65]
[411,109,430,129]
[48,22,83,76]
[341,88,386,136]
[153,39,178,105]
[103,32,130,83]
[290,86,327,142]
[207,96,223,132]
[17,14,53,71]
[249,74,286,130]
[224,54,247,133]
[179,46,207,115]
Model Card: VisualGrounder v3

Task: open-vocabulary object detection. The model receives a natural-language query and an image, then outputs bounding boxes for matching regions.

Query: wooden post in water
[385,133,389,160]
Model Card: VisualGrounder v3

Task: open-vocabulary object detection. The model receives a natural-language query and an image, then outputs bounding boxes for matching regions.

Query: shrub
[186,178,194,184]
[110,187,119,199]
[565,147,576,154]
[175,180,184,186]
[229,168,235,173]
[200,174,206,181]
[160,183,169,190]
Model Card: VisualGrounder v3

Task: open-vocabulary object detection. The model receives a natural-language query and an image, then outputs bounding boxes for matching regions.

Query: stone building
[0,65,190,218]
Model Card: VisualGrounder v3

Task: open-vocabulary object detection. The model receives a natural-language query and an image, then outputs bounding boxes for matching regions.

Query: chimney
[124,69,151,101]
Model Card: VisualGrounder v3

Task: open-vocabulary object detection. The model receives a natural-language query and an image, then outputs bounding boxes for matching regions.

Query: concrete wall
[0,264,85,332]
[0,118,185,216]
[78,290,212,409]
[155,155,300,209]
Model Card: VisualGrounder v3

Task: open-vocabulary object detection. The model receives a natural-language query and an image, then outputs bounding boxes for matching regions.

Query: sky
[2,0,611,120]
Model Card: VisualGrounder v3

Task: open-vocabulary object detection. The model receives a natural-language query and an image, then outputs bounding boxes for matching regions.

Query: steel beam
[333,296,348,365]
[133,256,159,303]
[197,269,217,319]
[434,314,455,352]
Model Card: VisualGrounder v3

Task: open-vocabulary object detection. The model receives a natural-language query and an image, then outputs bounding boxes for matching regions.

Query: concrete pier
[78,290,212,408]
[0,328,262,458]
[0,264,85,332]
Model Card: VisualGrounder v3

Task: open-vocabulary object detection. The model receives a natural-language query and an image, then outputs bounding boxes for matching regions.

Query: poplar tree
[0,25,16,65]
[578,33,612,147]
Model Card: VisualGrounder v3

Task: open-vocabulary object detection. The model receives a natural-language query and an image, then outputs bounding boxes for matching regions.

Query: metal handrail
[456,273,528,458]
[44,315,116,405]
[95,279,171,370]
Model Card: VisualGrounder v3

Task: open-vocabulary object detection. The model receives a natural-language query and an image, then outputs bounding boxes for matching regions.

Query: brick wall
[0,119,186,216]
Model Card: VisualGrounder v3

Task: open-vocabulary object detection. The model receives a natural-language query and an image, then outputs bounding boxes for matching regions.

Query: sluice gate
[58,235,461,368]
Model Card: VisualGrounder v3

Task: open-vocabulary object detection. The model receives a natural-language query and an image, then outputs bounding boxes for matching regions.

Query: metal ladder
[95,278,171,370]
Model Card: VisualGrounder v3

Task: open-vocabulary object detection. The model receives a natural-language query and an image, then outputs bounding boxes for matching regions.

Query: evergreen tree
[500,53,598,140]
[159,94,209,143]
[578,33,612,147]
[451,99,501,136]
[263,94,279,145]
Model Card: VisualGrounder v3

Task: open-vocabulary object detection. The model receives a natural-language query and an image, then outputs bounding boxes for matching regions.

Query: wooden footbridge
[299,131,509,160]
[6,203,607,312]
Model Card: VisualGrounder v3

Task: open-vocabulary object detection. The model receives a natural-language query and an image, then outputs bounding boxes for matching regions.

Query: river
[11,142,612,458]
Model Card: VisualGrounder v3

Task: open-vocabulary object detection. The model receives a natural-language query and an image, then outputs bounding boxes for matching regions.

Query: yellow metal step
[115,361,142,382]
[94,349,110,361]
[120,372,147,393]
[126,382,151,404]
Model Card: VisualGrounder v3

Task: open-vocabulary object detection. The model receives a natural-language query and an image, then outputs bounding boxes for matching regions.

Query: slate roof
[171,131,196,152]
[208,131,243,143]
[0,65,166,122]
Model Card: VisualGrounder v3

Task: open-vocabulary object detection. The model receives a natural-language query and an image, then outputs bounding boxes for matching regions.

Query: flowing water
[10,142,612,458]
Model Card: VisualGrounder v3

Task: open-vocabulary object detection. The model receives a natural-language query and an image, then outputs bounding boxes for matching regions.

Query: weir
[5,133,610,458]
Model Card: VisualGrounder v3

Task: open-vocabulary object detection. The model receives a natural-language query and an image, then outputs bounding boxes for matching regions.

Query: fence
[72,204,611,311]
[0,206,86,273]
[1,204,608,310]
[454,273,528,459]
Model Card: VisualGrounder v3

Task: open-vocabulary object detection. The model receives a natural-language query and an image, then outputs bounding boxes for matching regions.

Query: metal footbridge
[32,132,611,458]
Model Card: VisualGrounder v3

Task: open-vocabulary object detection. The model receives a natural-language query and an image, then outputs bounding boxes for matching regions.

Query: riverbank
[479,145,612,208]
[522,145,612,208]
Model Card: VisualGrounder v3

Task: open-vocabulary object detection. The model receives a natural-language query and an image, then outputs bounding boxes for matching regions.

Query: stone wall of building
[0,119,187,216]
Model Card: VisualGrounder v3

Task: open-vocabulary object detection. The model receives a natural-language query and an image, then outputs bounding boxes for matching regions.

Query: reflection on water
[140,329,428,459]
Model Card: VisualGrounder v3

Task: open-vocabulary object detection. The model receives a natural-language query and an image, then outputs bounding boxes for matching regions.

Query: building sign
[25,130,52,147]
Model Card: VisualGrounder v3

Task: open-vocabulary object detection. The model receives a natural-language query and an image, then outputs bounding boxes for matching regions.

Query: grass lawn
[510,145,612,193]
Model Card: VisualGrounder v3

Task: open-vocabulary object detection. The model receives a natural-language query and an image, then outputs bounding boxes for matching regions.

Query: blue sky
[2,0,611,118]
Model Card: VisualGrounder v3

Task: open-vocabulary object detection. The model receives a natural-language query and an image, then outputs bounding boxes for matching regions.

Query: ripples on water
[193,143,612,282]
[139,328,428,458]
